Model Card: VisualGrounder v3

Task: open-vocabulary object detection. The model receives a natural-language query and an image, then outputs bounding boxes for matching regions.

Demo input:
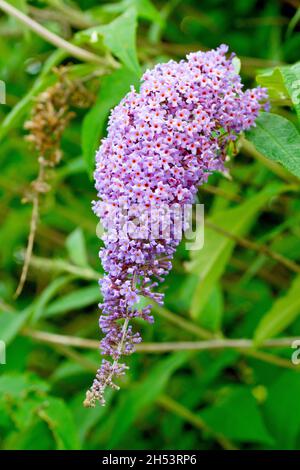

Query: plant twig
[22,328,300,354]
[242,349,295,369]
[14,196,39,297]
[0,299,15,312]
[54,344,97,372]
[206,220,300,275]
[0,0,115,66]
[229,256,288,289]
[157,394,238,450]
[30,2,94,30]
[150,301,213,340]
[20,278,297,369]
[26,254,99,280]
[25,251,286,291]
[201,184,242,202]
[14,158,47,298]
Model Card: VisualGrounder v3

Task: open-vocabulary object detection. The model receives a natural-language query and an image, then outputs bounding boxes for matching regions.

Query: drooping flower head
[84,45,268,407]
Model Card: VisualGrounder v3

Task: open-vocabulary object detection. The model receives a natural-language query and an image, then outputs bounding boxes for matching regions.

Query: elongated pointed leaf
[200,386,274,445]
[31,275,74,324]
[0,310,31,344]
[66,228,88,267]
[38,397,80,450]
[187,184,284,317]
[45,285,101,317]
[263,371,300,449]
[106,351,190,447]
[254,275,300,344]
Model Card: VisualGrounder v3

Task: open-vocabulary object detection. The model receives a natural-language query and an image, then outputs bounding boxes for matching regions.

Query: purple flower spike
[84,45,267,407]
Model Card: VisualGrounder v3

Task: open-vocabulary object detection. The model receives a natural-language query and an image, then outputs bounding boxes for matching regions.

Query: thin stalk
[41,1,95,29]
[229,256,288,289]
[54,344,98,372]
[22,328,300,354]
[14,156,48,297]
[26,251,286,290]
[26,254,99,280]
[150,301,213,340]
[14,192,40,298]
[206,220,300,275]
[201,184,242,202]
[157,394,238,450]
[83,317,130,407]
[243,348,295,369]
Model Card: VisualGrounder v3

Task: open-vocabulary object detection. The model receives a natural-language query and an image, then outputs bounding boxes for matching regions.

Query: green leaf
[187,184,283,317]
[82,66,140,177]
[280,63,300,121]
[199,386,274,445]
[254,275,300,344]
[71,391,112,444]
[0,309,30,344]
[107,351,190,447]
[257,62,300,121]
[31,275,74,324]
[256,68,290,102]
[66,228,88,267]
[263,371,300,449]
[0,373,77,449]
[197,284,224,332]
[37,397,80,450]
[51,361,92,383]
[4,419,54,450]
[100,8,140,74]
[246,113,300,178]
[45,285,101,317]
[80,8,140,75]
[0,373,49,398]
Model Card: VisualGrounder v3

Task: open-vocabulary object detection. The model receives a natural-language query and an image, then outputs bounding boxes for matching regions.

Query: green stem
[206,220,300,275]
[150,301,213,340]
[26,254,99,280]
[22,327,300,358]
[157,394,238,450]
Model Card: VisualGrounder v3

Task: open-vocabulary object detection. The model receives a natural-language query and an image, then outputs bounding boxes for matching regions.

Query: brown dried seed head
[24,65,94,164]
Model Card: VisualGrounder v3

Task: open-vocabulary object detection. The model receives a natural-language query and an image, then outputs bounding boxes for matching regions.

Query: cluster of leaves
[0,0,300,450]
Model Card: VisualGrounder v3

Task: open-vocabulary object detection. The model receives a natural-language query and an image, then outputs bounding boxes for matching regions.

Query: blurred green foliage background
[0,0,300,450]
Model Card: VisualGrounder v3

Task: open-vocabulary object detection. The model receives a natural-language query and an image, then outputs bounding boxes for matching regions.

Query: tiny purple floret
[84,45,267,407]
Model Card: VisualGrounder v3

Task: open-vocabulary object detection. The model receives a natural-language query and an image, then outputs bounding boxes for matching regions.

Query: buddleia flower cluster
[84,45,268,407]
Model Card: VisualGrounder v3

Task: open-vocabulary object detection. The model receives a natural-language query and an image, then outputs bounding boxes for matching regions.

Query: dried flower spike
[84,45,268,407]
[15,67,94,298]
